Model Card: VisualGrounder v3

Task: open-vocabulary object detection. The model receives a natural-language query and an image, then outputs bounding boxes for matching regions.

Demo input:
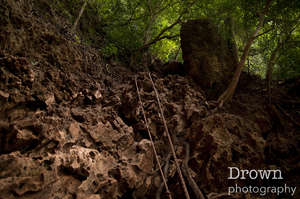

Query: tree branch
[254,26,274,38]
[71,0,88,33]
[140,34,180,51]
[137,0,197,51]
[138,16,182,51]
[218,0,273,105]
[182,142,206,199]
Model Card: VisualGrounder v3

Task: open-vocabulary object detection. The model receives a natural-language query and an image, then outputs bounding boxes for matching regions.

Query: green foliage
[50,0,106,47]
[100,43,118,58]
[151,39,180,62]
[49,0,300,81]
[276,45,300,79]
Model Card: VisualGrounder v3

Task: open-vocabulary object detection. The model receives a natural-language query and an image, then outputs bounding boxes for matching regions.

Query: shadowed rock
[181,19,237,96]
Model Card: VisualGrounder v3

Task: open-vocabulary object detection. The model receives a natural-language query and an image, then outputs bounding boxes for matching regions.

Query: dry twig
[71,0,88,33]
[156,153,172,199]
[182,142,206,199]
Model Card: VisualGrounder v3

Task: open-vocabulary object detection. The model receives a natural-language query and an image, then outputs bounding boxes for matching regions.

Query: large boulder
[180,19,237,94]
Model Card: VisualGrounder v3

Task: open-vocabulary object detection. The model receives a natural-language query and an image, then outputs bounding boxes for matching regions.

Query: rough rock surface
[0,1,299,199]
[180,19,237,95]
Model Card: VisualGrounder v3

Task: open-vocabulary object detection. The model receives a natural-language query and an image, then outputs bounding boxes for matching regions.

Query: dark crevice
[59,166,88,181]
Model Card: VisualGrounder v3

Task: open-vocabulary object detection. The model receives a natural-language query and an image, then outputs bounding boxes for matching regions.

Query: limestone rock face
[180,19,236,94]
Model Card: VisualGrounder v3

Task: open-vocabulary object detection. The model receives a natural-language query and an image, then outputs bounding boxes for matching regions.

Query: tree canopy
[52,0,300,101]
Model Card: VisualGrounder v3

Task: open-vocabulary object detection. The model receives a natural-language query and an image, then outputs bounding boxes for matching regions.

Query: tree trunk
[247,58,250,74]
[266,43,280,103]
[71,0,88,33]
[142,15,155,68]
[265,18,300,103]
[225,16,239,65]
[142,0,157,68]
[174,47,181,61]
[218,0,273,106]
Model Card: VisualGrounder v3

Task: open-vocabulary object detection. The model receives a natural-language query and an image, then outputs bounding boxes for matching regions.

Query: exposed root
[156,153,172,199]
[182,142,206,199]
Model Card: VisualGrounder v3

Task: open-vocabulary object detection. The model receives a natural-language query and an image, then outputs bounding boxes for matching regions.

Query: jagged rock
[44,93,55,106]
[0,90,9,99]
[68,122,81,141]
[161,61,184,75]
[89,121,120,146]
[71,108,86,123]
[76,193,102,199]
[187,113,266,192]
[1,125,38,154]
[0,152,55,198]
[93,89,102,99]
[0,0,298,198]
